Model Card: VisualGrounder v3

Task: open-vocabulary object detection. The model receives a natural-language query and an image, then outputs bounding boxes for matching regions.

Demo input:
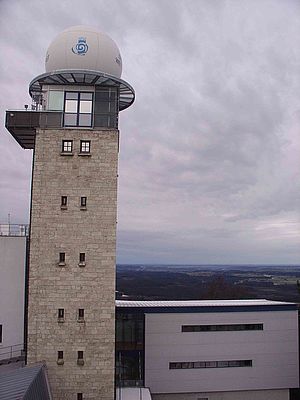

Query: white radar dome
[45,26,122,78]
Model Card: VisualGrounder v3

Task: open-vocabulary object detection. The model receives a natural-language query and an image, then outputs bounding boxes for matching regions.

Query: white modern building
[0,225,27,363]
[116,299,299,400]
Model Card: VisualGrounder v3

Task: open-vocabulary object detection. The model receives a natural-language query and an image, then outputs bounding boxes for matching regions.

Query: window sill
[77,319,85,323]
[57,359,64,365]
[58,262,66,267]
[60,152,74,156]
[78,262,86,268]
[57,318,65,323]
[80,206,87,211]
[78,153,91,157]
[60,206,67,210]
[77,359,84,366]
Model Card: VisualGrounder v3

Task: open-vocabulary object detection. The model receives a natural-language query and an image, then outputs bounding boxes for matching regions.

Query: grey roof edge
[0,363,52,400]
[24,363,53,400]
[115,299,297,307]
[115,299,298,313]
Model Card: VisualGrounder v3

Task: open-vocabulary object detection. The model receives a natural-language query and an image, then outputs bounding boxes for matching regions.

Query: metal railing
[6,109,118,130]
[0,343,25,362]
[0,224,29,236]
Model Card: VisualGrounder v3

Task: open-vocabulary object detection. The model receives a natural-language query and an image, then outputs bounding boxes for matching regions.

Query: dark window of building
[58,351,64,359]
[94,87,119,128]
[116,312,144,387]
[0,325,2,343]
[80,197,87,208]
[77,394,83,400]
[58,309,64,319]
[78,351,84,360]
[62,140,73,153]
[64,92,93,127]
[169,359,252,369]
[79,253,85,262]
[80,140,91,154]
[59,252,65,263]
[182,323,263,332]
[61,196,67,207]
[78,309,84,320]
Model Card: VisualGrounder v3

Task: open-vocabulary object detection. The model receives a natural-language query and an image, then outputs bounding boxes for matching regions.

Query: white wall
[0,236,26,359]
[145,310,299,394]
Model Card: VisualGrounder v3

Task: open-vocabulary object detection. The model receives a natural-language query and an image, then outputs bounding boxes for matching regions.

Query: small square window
[62,140,73,153]
[80,197,87,208]
[61,196,67,207]
[58,309,64,319]
[78,309,84,320]
[77,350,84,365]
[77,394,83,400]
[65,99,78,113]
[57,350,64,365]
[64,114,78,127]
[59,252,65,263]
[80,140,90,153]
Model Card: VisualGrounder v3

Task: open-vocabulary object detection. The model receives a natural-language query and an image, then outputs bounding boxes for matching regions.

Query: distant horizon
[117,263,300,267]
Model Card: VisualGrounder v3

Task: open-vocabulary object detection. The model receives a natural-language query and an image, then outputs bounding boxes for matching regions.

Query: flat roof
[116,299,297,313]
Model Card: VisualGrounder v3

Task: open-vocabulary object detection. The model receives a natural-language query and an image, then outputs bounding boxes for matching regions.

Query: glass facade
[115,312,144,387]
[48,91,64,111]
[46,87,119,129]
[64,92,93,127]
[94,87,118,128]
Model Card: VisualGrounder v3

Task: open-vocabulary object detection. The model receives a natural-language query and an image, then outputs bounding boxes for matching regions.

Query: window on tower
[78,309,85,322]
[57,351,64,365]
[59,252,66,266]
[79,252,86,267]
[80,140,91,154]
[58,308,65,322]
[64,92,93,127]
[80,197,87,209]
[77,394,83,400]
[61,140,73,153]
[77,351,84,366]
[61,196,68,209]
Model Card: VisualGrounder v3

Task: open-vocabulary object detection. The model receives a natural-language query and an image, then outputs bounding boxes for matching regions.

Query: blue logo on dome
[72,37,88,56]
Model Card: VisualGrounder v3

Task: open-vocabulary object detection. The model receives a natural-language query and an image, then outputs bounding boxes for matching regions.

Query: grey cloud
[0,0,299,263]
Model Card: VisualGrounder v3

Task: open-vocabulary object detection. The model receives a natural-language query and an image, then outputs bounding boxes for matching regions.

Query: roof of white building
[116,299,294,307]
[116,299,297,312]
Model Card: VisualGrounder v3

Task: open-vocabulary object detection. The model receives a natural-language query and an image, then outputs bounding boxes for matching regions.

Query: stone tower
[5,26,134,400]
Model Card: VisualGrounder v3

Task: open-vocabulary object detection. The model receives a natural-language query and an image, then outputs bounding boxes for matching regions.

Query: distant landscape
[116,265,300,303]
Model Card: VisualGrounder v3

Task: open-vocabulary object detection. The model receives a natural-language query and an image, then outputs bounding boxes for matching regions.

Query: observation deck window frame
[63,91,93,128]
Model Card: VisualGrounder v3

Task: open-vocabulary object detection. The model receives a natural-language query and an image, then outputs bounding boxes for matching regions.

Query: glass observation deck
[5,70,135,150]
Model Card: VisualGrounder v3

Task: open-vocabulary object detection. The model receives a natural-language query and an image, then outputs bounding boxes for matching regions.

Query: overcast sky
[0,0,299,265]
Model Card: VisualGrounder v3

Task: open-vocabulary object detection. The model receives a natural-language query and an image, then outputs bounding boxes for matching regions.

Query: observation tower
[5,26,135,400]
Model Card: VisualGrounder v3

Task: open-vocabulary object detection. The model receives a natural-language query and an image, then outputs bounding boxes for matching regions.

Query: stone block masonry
[27,128,118,400]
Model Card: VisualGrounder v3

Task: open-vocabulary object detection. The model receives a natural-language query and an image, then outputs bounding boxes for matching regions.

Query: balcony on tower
[5,70,134,150]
